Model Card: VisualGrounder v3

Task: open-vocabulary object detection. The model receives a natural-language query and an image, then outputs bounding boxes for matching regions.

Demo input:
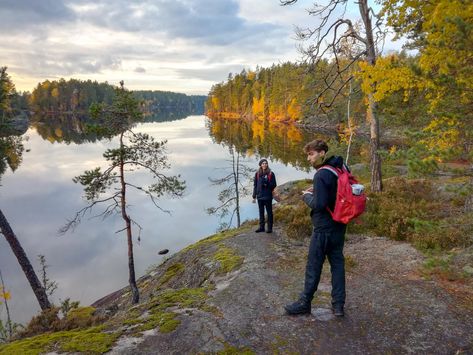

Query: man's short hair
[303,140,329,153]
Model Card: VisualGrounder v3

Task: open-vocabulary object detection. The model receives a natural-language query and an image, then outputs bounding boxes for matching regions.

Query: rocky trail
[108,227,473,354]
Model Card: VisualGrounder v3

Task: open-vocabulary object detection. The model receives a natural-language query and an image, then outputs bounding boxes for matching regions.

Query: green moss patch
[154,288,208,310]
[0,326,120,355]
[159,263,185,286]
[213,246,244,275]
[122,287,211,335]
[182,225,252,252]
[137,311,180,333]
[211,342,255,355]
[62,306,98,330]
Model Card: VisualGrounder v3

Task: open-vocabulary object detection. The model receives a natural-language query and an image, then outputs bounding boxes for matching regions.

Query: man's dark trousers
[257,199,273,229]
[301,229,346,306]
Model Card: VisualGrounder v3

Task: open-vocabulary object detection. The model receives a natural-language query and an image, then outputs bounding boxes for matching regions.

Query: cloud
[70,0,281,46]
[0,0,76,32]
[0,0,304,93]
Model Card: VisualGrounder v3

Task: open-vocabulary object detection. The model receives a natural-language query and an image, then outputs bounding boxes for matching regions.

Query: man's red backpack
[319,165,367,224]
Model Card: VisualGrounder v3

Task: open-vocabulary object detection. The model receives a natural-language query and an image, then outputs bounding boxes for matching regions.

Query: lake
[0,114,327,324]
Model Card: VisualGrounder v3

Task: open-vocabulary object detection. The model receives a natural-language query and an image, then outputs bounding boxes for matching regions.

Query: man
[285,140,347,317]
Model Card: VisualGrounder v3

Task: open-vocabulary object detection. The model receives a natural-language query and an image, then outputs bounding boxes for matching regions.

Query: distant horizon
[10,75,210,96]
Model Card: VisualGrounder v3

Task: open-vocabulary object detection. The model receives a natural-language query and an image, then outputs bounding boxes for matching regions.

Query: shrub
[274,202,312,240]
[18,307,61,338]
[18,306,105,339]
[350,177,472,250]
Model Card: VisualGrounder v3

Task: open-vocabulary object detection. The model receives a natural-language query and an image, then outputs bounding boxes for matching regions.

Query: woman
[252,158,277,233]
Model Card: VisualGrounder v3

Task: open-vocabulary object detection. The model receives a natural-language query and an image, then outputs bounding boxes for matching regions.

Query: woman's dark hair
[258,166,271,176]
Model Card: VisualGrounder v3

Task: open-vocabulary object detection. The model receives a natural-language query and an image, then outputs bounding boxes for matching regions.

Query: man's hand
[302,187,313,195]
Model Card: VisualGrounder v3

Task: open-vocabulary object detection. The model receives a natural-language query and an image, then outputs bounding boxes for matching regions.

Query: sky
[0,0,400,95]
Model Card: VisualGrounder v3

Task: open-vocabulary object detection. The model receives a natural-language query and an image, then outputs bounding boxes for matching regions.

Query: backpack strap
[318,165,339,178]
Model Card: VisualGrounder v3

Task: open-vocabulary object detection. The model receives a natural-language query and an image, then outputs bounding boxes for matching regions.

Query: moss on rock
[121,287,211,335]
[182,225,252,252]
[159,262,185,286]
[0,326,121,355]
[213,246,244,275]
[137,311,180,332]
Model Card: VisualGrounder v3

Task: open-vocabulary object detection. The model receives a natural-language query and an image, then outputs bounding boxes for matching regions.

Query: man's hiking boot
[255,227,265,233]
[284,299,311,315]
[332,305,344,317]
[266,229,272,233]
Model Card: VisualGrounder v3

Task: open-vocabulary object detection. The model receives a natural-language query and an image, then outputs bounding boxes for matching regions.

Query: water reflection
[30,113,106,144]
[29,109,196,144]
[143,108,204,123]
[0,136,23,181]
[206,146,253,230]
[0,115,327,324]
[207,117,325,171]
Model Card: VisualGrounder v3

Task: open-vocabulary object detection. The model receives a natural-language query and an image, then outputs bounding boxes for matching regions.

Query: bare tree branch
[59,194,120,235]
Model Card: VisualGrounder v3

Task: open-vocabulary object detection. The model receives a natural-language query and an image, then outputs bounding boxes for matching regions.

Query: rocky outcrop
[1,183,472,354]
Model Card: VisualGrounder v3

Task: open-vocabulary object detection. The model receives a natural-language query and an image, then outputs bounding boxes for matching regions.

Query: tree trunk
[0,209,51,310]
[234,151,241,227]
[359,0,383,192]
[119,134,139,304]
[367,94,383,192]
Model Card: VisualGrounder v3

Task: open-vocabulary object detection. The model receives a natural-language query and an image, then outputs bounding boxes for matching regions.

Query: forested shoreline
[2,77,206,118]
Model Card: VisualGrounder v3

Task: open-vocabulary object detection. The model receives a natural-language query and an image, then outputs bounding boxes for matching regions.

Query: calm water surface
[1,115,319,323]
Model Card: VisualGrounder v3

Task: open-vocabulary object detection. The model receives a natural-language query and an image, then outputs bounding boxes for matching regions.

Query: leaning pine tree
[61,81,185,304]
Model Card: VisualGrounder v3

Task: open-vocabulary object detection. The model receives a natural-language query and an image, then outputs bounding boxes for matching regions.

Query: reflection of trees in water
[207,117,363,169]
[142,108,203,123]
[30,113,105,144]
[207,146,253,230]
[207,117,329,171]
[30,110,202,144]
[0,136,23,182]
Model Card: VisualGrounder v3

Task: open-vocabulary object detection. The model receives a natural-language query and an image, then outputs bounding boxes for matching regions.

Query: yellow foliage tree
[252,96,265,118]
[382,0,473,162]
[287,98,301,121]
[356,55,421,103]
[210,96,220,113]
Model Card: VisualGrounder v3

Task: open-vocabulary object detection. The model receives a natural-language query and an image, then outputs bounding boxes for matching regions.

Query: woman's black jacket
[253,170,277,201]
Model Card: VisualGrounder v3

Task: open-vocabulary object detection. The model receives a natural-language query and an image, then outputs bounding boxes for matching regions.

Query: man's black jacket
[302,155,346,232]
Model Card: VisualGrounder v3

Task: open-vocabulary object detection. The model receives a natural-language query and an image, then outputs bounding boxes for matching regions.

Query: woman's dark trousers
[257,199,273,231]
[301,230,346,307]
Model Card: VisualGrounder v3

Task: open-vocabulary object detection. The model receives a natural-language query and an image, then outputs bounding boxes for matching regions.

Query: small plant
[60,298,80,318]
[37,254,58,298]
[0,270,23,343]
